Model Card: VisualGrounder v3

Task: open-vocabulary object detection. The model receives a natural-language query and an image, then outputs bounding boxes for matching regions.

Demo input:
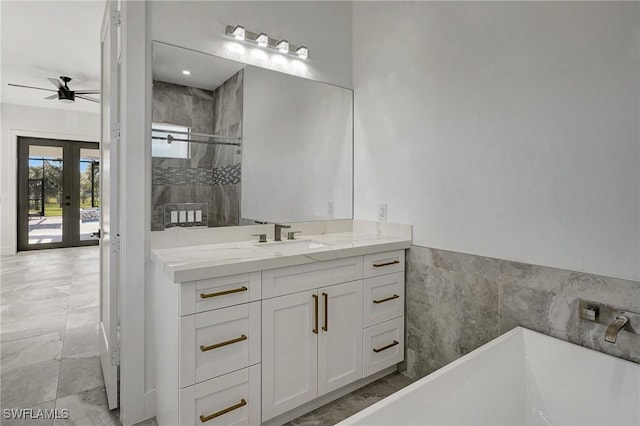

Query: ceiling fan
[8,76,100,103]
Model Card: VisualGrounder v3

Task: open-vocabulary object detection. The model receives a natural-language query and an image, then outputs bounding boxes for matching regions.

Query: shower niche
[151,41,353,231]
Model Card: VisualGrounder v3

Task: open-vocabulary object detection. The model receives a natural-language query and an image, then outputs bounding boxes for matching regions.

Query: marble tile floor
[0,246,119,426]
[284,372,413,426]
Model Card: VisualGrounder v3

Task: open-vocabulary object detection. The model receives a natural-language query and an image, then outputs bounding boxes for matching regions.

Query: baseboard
[0,246,16,256]
[144,390,156,420]
[121,390,156,426]
[262,366,397,426]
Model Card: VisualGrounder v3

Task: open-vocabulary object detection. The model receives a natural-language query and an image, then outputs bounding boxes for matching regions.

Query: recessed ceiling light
[182,70,191,75]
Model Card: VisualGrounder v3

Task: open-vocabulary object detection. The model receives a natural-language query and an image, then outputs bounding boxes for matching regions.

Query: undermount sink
[254,239,326,251]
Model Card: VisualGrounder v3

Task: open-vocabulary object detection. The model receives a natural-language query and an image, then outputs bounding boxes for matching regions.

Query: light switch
[187,210,194,222]
[195,210,202,222]
[179,211,186,223]
[170,211,178,223]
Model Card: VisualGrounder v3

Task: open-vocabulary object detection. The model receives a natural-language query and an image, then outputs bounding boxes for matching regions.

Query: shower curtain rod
[152,135,241,147]
[153,128,242,141]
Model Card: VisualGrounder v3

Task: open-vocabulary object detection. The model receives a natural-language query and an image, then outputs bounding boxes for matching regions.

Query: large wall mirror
[151,41,353,231]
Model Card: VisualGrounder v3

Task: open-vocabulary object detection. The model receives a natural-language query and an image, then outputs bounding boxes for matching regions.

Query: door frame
[12,130,100,252]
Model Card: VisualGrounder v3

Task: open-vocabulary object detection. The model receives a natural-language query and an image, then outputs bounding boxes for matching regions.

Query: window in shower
[152,123,191,159]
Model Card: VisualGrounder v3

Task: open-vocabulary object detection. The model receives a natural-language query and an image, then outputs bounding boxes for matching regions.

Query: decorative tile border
[152,164,241,186]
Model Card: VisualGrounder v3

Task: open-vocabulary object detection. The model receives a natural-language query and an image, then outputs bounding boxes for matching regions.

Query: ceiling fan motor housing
[58,76,75,103]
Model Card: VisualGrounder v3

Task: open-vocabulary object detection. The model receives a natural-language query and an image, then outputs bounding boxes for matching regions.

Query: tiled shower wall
[402,245,640,380]
[151,71,243,230]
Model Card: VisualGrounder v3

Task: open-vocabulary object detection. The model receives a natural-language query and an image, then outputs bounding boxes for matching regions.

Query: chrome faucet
[273,223,291,242]
[604,315,629,344]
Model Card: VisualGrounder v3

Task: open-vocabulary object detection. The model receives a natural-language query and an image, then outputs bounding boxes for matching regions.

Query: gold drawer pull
[373,294,400,304]
[200,286,248,299]
[200,334,247,352]
[199,399,247,423]
[322,292,328,332]
[312,294,319,334]
[373,340,399,353]
[372,260,400,268]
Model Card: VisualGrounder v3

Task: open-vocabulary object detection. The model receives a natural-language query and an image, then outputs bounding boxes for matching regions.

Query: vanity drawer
[262,256,363,298]
[180,302,261,388]
[363,250,405,278]
[180,272,261,316]
[363,273,405,327]
[179,364,261,426]
[363,317,404,377]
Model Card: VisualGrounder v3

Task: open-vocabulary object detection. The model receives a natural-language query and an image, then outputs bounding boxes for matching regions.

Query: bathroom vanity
[151,221,411,426]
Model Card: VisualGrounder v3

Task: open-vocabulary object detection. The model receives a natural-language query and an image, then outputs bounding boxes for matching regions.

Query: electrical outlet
[378,203,387,221]
[328,201,334,217]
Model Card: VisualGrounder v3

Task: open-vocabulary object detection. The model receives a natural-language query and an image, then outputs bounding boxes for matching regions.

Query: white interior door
[99,0,119,410]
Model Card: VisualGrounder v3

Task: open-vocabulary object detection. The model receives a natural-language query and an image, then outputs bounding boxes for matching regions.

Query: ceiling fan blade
[44,94,58,100]
[74,90,100,95]
[8,83,57,92]
[76,94,100,103]
[48,78,63,89]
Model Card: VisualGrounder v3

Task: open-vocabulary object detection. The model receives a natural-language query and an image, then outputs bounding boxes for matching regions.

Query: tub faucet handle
[604,315,629,344]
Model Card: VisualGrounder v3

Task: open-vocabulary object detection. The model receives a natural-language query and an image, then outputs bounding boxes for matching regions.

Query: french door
[17,137,100,251]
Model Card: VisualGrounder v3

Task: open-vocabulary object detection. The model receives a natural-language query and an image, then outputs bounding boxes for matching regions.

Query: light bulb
[232,25,245,41]
[277,40,289,54]
[296,46,308,60]
[182,70,191,75]
[256,33,269,48]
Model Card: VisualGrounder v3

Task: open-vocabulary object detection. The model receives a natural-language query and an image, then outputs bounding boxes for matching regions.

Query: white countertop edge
[161,239,411,283]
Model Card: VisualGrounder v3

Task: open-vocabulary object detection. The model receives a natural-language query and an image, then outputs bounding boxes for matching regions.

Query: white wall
[353,1,640,281]
[0,103,100,254]
[242,66,353,223]
[149,1,353,88]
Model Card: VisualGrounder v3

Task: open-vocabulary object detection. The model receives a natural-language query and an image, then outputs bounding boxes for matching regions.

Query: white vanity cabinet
[154,248,406,426]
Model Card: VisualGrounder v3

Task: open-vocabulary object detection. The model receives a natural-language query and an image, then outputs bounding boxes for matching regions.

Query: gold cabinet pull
[373,340,399,353]
[321,292,328,332]
[373,294,400,304]
[312,294,319,334]
[372,260,400,268]
[200,335,247,352]
[200,286,248,299]
[199,399,247,423]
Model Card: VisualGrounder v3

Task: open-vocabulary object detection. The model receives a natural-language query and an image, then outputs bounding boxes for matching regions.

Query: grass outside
[35,202,99,218]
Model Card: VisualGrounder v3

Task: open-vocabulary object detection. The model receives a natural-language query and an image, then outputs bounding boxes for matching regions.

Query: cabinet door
[318,281,363,396]
[262,290,318,421]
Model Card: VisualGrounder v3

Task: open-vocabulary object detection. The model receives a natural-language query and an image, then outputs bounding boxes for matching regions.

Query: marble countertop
[151,231,411,283]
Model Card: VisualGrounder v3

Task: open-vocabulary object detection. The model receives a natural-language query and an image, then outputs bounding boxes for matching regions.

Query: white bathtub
[338,327,640,426]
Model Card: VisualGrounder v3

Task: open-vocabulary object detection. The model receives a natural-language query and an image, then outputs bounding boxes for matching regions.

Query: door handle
[312,294,318,334]
[322,292,328,332]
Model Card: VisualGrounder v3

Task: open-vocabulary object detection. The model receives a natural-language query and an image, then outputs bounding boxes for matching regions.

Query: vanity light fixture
[256,33,269,48]
[230,25,245,41]
[225,25,309,59]
[296,46,309,60]
[277,40,289,53]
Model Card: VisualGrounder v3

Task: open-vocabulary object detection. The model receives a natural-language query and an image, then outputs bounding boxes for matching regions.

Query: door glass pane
[28,145,64,244]
[80,148,101,241]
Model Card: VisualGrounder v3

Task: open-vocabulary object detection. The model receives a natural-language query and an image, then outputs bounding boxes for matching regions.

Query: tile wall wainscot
[402,245,640,380]
[151,70,243,230]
